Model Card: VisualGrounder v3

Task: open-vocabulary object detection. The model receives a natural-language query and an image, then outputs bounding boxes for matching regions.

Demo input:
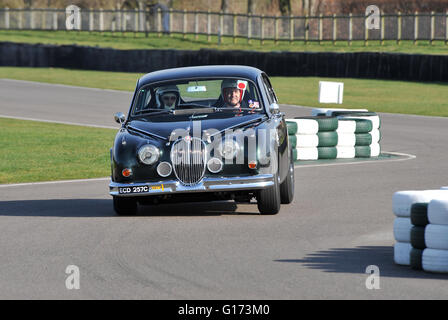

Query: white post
[5,7,10,29]
[414,11,418,45]
[207,10,211,42]
[194,10,198,40]
[333,14,337,45]
[157,7,161,37]
[42,9,46,29]
[99,8,104,32]
[30,9,35,29]
[430,11,435,45]
[247,13,252,44]
[135,8,138,33]
[89,9,93,32]
[18,9,23,29]
[183,9,187,38]
[446,10,448,45]
[53,10,58,30]
[348,13,353,46]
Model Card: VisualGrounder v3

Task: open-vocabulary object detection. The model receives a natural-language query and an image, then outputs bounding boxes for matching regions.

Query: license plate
[118,186,149,194]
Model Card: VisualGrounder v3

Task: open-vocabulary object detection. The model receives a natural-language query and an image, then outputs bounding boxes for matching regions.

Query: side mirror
[114,112,126,125]
[269,103,280,115]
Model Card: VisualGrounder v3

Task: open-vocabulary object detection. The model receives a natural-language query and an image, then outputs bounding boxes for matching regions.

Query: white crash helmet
[221,79,246,103]
[155,85,180,109]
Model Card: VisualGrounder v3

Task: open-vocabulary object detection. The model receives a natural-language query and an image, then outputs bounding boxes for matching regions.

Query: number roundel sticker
[237,80,247,90]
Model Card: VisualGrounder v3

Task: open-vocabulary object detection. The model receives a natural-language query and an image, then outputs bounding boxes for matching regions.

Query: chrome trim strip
[109,174,274,197]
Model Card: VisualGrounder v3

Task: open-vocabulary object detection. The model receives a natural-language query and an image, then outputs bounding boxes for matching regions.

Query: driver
[155,85,180,109]
[221,79,246,108]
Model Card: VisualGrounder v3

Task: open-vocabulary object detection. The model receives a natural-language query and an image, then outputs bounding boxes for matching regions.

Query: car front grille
[170,136,206,186]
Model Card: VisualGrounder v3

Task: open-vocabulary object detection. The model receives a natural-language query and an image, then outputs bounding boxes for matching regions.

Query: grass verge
[1,67,447,116]
[1,30,448,55]
[0,117,115,184]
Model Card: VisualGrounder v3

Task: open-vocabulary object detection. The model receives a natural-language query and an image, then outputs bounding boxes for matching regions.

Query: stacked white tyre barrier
[392,189,448,272]
[310,108,382,159]
[331,111,381,158]
[423,198,448,273]
[286,116,339,161]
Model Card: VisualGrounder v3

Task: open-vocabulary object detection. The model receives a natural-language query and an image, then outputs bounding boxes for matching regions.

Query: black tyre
[257,172,281,215]
[331,111,378,117]
[318,147,337,159]
[340,118,373,133]
[286,121,298,135]
[288,135,297,149]
[355,133,372,146]
[113,196,138,216]
[317,131,338,147]
[280,150,295,204]
[410,203,429,227]
[355,146,371,158]
[410,248,423,270]
[410,226,426,250]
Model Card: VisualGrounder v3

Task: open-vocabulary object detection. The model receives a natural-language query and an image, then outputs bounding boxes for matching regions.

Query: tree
[221,0,228,13]
[247,0,256,14]
[278,0,291,15]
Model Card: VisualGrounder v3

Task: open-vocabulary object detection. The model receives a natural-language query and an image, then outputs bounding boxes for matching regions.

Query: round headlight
[217,140,240,160]
[207,157,223,173]
[138,144,160,165]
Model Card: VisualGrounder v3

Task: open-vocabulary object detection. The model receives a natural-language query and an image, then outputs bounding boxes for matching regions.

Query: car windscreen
[130,78,264,118]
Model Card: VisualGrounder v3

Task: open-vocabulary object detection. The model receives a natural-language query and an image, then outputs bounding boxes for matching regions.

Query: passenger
[155,85,180,109]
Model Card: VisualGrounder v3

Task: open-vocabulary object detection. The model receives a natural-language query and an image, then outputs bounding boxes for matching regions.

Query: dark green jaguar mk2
[109,65,294,215]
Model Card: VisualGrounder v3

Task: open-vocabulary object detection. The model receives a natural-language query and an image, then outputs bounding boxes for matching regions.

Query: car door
[261,73,289,183]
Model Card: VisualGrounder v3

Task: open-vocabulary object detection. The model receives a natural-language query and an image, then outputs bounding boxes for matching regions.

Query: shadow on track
[0,199,252,217]
[275,246,448,280]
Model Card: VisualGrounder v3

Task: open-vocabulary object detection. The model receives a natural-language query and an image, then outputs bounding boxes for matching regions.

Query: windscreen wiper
[132,109,174,117]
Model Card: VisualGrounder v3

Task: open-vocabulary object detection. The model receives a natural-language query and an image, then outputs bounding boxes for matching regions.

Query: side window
[262,75,277,104]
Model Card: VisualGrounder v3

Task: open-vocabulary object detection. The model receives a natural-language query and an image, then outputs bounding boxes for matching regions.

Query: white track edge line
[293,151,416,169]
[0,177,110,188]
[0,78,133,93]
[0,114,117,129]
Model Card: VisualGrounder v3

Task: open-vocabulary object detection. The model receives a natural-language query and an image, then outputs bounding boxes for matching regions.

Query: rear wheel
[257,172,281,215]
[113,196,138,216]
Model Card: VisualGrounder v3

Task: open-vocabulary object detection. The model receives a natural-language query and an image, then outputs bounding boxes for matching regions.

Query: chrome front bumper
[109,174,274,197]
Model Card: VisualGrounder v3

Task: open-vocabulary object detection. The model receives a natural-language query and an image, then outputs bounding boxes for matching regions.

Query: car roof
[137,65,263,88]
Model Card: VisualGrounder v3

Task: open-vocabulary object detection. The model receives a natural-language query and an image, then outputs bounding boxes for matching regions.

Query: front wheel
[280,150,295,204]
[113,196,138,216]
[257,172,281,215]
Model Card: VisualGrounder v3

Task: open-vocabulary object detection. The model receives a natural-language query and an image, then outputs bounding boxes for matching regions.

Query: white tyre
[393,218,412,242]
[295,147,318,160]
[393,190,448,217]
[394,242,412,266]
[337,133,356,147]
[295,134,319,148]
[336,120,356,134]
[289,119,319,135]
[441,187,448,190]
[425,225,448,250]
[336,146,355,159]
[344,115,380,130]
[422,248,448,273]
[370,129,381,143]
[428,198,448,225]
[370,143,381,157]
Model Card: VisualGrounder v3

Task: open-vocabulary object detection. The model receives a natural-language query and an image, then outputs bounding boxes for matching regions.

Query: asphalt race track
[1,79,448,299]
